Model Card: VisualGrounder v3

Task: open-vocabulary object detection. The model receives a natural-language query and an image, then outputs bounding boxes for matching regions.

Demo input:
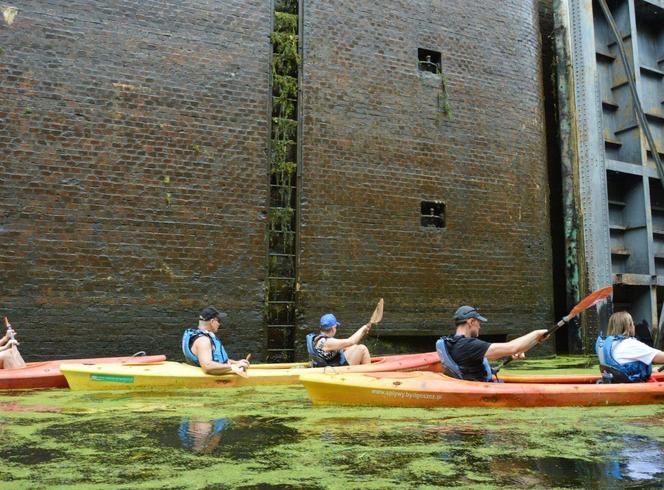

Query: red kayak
[0,355,166,390]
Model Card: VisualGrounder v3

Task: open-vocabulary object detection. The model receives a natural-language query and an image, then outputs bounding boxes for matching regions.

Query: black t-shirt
[447,335,492,381]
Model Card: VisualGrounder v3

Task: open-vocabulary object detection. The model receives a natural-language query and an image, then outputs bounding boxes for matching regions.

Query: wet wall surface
[1,0,554,361]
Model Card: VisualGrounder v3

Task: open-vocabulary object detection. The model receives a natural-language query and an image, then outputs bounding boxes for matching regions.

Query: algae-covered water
[2,357,664,489]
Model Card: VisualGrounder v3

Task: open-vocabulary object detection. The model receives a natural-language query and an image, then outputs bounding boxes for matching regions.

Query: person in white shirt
[608,311,664,365]
[596,311,664,382]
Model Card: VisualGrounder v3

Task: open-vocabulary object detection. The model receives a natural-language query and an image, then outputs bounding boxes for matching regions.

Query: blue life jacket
[306,332,348,367]
[436,336,494,382]
[595,335,651,383]
[182,328,229,366]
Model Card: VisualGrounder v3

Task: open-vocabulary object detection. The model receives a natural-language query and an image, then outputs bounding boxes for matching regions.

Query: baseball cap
[199,306,228,321]
[453,305,487,323]
[320,313,339,330]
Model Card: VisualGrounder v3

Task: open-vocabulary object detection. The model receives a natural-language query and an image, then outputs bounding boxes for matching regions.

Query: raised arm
[485,329,549,361]
[320,324,371,351]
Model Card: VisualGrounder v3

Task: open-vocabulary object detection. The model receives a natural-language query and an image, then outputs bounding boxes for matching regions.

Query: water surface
[1,357,664,489]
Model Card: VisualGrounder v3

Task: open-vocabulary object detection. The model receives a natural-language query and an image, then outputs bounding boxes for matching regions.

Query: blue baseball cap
[453,306,487,323]
[320,313,339,330]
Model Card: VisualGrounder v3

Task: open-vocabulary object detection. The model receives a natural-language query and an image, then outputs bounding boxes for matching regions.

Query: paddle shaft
[496,286,613,371]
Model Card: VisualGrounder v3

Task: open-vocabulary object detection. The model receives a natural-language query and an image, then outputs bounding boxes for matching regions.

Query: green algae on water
[2,381,664,488]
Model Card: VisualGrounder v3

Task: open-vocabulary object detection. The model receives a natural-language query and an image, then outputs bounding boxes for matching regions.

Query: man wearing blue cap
[308,313,372,366]
[440,305,548,382]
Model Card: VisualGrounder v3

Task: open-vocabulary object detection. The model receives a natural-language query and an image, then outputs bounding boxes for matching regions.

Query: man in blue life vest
[439,306,548,382]
[181,306,250,375]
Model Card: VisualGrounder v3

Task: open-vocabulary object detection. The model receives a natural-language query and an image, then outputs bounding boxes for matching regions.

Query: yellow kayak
[60,352,441,390]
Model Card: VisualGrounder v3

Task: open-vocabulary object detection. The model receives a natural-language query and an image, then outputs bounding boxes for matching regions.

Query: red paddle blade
[567,286,613,319]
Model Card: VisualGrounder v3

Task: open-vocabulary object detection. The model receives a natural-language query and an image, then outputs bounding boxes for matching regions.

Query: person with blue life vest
[307,313,372,366]
[182,306,250,375]
[596,311,664,383]
[437,305,548,382]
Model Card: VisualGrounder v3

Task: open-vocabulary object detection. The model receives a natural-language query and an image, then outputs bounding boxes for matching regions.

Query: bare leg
[343,344,371,365]
[0,348,26,369]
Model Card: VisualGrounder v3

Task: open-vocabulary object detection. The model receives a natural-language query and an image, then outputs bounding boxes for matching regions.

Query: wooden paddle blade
[3,317,9,329]
[370,298,384,325]
[567,286,613,319]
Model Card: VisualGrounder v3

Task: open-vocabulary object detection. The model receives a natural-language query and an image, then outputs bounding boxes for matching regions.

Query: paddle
[3,317,17,350]
[239,353,251,372]
[369,298,384,329]
[494,286,614,372]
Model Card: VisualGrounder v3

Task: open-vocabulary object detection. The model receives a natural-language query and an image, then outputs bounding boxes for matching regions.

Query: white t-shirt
[612,338,660,365]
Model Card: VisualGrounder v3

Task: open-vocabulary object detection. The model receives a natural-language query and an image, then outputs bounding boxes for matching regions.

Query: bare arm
[191,337,245,375]
[485,329,549,361]
[321,324,371,351]
[652,351,664,364]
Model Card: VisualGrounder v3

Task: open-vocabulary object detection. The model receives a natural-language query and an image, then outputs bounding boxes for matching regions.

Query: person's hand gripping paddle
[495,285,613,373]
[233,354,251,378]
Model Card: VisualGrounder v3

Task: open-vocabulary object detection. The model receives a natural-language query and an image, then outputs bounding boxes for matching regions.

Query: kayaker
[437,305,548,382]
[181,306,250,375]
[306,313,372,366]
[596,311,664,383]
[0,326,26,369]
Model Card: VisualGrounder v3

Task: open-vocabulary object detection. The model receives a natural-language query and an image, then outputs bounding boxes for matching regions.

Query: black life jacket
[306,332,348,367]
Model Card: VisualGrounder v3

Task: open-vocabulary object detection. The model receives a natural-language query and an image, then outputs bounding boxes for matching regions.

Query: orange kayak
[0,355,166,390]
[300,371,664,407]
[500,371,664,384]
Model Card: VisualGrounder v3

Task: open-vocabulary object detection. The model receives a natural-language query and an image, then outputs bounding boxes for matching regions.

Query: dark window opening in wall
[418,48,441,74]
[421,200,445,228]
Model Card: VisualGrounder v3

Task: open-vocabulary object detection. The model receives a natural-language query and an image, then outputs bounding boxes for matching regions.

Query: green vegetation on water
[1,357,664,488]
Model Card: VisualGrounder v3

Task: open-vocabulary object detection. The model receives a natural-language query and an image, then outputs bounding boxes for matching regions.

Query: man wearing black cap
[440,305,548,382]
[181,306,250,375]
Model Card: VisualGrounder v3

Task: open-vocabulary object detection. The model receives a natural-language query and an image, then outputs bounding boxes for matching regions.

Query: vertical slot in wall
[265,0,300,362]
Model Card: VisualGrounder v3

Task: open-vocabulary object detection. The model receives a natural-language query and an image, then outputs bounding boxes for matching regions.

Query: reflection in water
[429,426,664,487]
[170,416,301,460]
[614,435,664,481]
[178,418,230,454]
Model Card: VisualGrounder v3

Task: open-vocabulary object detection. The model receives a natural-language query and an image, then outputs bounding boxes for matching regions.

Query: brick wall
[0,1,271,360]
[0,0,555,361]
[297,0,554,354]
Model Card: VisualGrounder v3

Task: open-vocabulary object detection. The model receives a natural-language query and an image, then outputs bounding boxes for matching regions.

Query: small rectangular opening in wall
[418,48,441,74]
[421,200,445,228]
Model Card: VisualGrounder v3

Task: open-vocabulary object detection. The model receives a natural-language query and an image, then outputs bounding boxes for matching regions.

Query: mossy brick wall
[0,0,556,361]
[0,1,270,360]
[296,0,554,353]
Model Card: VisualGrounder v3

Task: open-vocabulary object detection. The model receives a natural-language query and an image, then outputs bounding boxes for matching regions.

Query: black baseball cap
[199,306,228,321]
[453,305,488,323]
